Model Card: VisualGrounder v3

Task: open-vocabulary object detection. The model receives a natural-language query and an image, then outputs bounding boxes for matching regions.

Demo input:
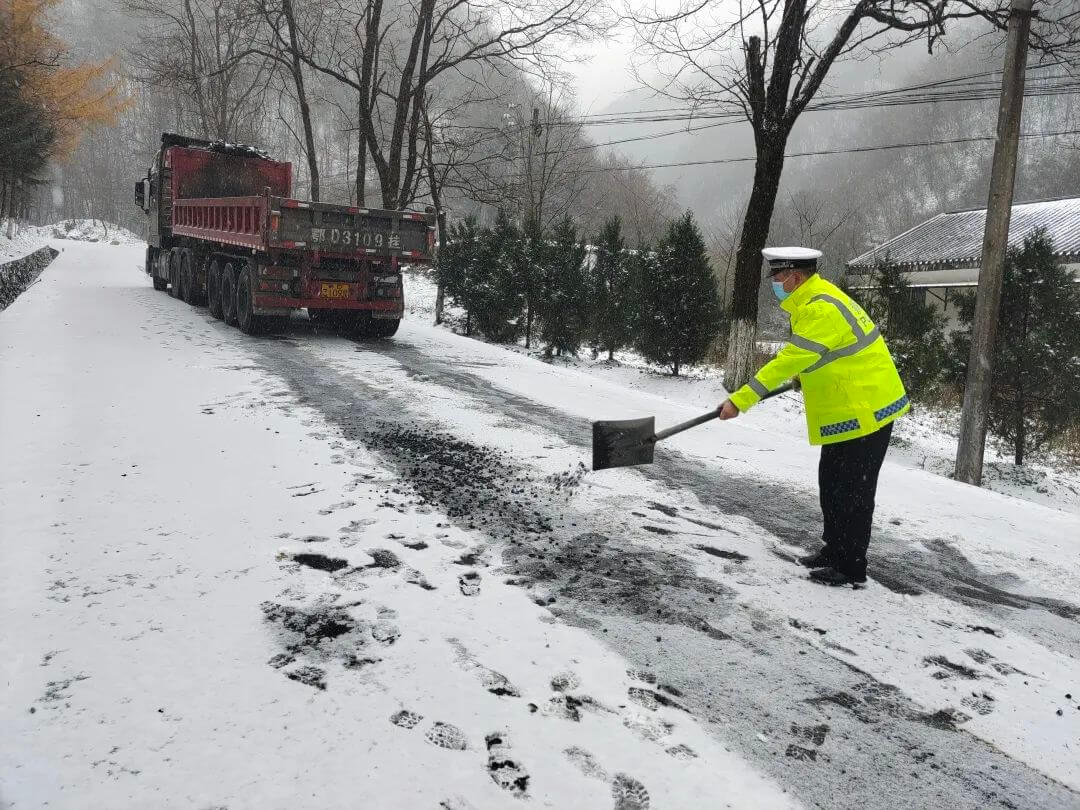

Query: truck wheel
[180,251,196,305]
[221,262,238,326]
[152,251,168,291]
[369,318,400,338]
[145,246,155,275]
[236,267,262,335]
[169,249,182,298]
[348,313,399,339]
[207,260,223,319]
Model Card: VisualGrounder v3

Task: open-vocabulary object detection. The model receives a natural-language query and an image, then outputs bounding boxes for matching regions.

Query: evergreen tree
[950,228,1080,465]
[857,259,947,401]
[588,215,633,360]
[537,216,588,357]
[635,211,722,376]
[436,217,486,335]
[0,69,56,217]
[473,211,524,343]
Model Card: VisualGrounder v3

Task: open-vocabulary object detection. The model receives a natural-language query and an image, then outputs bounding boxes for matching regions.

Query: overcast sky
[564,33,642,113]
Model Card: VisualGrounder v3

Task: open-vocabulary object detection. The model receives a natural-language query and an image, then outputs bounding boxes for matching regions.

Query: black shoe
[799,547,835,568]
[808,567,867,589]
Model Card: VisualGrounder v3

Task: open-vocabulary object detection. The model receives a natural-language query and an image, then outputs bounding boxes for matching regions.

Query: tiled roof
[847,197,1080,270]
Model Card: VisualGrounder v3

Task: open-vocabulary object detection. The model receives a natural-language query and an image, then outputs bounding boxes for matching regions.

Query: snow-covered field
[1,244,1078,809]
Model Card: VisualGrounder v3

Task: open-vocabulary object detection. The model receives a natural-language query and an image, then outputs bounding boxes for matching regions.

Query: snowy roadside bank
[401,268,1080,513]
[0,247,60,311]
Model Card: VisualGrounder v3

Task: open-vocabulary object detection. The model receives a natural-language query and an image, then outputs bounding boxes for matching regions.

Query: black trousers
[818,422,893,578]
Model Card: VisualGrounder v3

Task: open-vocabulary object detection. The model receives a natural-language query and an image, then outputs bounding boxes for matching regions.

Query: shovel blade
[592,416,656,470]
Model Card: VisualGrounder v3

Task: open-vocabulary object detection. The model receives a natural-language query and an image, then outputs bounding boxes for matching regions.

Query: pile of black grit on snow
[349,418,737,642]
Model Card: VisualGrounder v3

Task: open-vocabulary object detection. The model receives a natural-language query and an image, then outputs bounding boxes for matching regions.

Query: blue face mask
[771,280,790,302]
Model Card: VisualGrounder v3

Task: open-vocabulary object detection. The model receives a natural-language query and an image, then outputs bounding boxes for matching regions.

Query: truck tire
[145,246,155,275]
[191,253,208,306]
[221,262,238,326]
[369,318,400,338]
[207,259,223,319]
[236,267,263,335]
[168,248,182,298]
[348,313,399,339]
[180,250,195,304]
[153,251,168,291]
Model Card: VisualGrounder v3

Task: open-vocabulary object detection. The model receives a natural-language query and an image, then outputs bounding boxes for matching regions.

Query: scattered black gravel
[924,656,982,680]
[286,665,327,690]
[806,684,970,732]
[694,545,749,562]
[261,602,355,643]
[260,600,373,690]
[292,553,349,572]
[366,549,401,569]
[503,531,735,644]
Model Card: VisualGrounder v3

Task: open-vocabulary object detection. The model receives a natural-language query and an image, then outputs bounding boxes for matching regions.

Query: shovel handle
[651,381,795,443]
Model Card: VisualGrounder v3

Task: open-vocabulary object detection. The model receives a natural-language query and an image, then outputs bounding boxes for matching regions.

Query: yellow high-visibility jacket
[729,274,910,445]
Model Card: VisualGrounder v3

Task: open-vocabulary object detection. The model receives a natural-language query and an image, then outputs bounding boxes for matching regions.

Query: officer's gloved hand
[791,375,802,391]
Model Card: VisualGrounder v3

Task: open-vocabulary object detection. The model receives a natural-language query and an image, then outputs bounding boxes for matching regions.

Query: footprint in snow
[961,692,996,716]
[390,709,423,729]
[628,687,685,712]
[426,721,469,750]
[404,567,436,590]
[371,607,400,645]
[665,743,698,759]
[485,732,530,798]
[550,671,580,692]
[448,639,519,697]
[459,571,481,596]
[612,774,651,810]
[318,500,356,515]
[389,710,469,750]
[563,748,650,810]
[564,746,608,780]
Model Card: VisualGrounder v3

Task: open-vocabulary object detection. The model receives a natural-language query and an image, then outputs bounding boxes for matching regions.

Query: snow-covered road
[2,243,1078,809]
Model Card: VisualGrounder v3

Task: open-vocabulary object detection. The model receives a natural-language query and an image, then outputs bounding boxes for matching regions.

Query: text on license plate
[319,283,351,299]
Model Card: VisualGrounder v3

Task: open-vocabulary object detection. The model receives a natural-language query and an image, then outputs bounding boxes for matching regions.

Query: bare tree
[458,85,592,228]
[575,151,678,247]
[631,0,1080,389]
[268,0,603,209]
[126,0,274,142]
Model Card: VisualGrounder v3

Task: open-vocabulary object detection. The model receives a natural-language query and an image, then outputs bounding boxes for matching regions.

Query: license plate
[319,283,350,300]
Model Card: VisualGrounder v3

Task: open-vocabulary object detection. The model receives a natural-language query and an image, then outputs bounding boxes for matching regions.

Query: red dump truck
[135,133,435,336]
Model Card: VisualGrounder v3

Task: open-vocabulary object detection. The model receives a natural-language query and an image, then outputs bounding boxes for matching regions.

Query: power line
[579,127,1080,173]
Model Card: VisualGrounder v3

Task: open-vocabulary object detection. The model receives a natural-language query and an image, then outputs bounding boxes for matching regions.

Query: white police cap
[762,246,822,275]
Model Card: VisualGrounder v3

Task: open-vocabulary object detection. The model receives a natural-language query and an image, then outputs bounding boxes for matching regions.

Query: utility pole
[955,0,1034,486]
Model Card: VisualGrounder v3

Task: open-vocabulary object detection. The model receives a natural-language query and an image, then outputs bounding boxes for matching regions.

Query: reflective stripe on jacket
[729,274,910,445]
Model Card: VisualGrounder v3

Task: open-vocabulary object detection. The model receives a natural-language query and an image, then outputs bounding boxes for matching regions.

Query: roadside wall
[0,246,60,312]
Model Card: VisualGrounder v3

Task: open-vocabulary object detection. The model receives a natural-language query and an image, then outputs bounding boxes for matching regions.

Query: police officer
[718,247,910,588]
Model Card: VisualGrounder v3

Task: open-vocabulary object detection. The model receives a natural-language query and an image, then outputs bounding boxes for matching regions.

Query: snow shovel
[591,382,795,471]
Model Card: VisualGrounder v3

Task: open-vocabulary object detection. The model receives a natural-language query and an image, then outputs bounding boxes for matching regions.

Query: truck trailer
[135,133,436,336]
